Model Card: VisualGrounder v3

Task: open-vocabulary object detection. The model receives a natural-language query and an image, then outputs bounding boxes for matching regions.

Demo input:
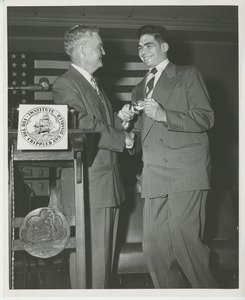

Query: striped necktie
[91,76,112,123]
[91,76,104,103]
[146,67,157,98]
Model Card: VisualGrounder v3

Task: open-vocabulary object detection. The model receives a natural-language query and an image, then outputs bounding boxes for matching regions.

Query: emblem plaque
[19,207,70,258]
[17,105,67,150]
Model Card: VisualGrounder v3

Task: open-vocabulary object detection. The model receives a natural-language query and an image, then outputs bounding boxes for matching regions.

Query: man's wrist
[125,132,134,149]
[161,108,167,121]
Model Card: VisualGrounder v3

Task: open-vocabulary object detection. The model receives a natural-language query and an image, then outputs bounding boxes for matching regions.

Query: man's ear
[78,43,85,56]
[161,42,169,53]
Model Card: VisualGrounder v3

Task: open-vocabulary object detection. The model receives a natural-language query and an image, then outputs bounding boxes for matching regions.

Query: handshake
[119,98,166,126]
[118,101,145,149]
[118,100,144,122]
[118,100,145,130]
[118,101,143,148]
[118,98,166,148]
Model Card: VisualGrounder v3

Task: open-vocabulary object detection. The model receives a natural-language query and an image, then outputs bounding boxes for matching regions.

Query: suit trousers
[142,190,218,288]
[69,206,119,289]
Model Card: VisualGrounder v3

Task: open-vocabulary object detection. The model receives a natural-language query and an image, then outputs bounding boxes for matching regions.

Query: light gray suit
[131,62,218,288]
[52,65,126,288]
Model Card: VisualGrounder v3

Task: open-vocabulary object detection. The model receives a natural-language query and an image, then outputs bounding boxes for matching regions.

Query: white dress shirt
[71,63,94,86]
[146,58,169,97]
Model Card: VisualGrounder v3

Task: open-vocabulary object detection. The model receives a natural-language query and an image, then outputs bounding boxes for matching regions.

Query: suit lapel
[69,66,107,122]
[142,63,180,140]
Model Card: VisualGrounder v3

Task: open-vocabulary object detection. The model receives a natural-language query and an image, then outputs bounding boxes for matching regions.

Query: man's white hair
[64,25,100,56]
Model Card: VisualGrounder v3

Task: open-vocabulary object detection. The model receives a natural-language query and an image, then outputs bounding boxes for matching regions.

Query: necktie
[146,67,157,98]
[91,76,111,124]
[91,76,104,103]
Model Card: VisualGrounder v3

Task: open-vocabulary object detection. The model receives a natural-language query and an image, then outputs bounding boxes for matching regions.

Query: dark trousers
[69,207,119,289]
[143,190,218,288]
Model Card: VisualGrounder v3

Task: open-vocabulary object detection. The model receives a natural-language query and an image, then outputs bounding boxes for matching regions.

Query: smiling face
[138,34,168,68]
[80,32,105,74]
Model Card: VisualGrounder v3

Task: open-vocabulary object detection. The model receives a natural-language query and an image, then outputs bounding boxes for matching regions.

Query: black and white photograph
[1,0,244,298]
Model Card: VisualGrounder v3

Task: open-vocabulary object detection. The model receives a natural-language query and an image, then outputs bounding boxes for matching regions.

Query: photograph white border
[1,0,245,298]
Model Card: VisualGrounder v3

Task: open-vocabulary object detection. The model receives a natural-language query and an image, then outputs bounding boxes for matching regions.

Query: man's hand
[125,131,135,149]
[118,104,135,122]
[139,99,167,122]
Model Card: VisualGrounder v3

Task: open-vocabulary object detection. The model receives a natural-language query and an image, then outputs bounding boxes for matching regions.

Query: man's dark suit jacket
[52,65,126,209]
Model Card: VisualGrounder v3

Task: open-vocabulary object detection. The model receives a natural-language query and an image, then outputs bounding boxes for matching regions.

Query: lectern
[8,128,95,289]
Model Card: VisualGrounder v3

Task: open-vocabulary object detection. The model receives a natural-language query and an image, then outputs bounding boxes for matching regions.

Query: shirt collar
[149,58,169,74]
[71,63,93,84]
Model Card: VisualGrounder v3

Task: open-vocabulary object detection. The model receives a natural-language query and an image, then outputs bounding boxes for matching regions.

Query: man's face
[138,34,168,68]
[82,32,105,74]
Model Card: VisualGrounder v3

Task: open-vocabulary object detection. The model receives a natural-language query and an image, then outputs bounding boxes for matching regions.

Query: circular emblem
[19,207,71,258]
[20,107,66,148]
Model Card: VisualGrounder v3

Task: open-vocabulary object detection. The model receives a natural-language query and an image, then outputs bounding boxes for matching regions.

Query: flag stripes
[34,75,144,86]
[9,52,147,103]
[34,57,146,101]
[34,60,70,70]
[34,60,147,71]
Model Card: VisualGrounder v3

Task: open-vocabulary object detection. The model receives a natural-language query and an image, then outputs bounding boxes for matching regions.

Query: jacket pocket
[165,142,202,150]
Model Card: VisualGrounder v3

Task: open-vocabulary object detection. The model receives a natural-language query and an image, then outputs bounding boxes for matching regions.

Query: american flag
[8,52,147,109]
[8,53,34,108]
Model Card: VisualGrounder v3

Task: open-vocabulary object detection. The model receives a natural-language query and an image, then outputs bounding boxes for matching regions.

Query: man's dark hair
[137,25,168,44]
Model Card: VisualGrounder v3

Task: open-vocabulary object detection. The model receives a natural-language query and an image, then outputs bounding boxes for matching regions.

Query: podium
[8,128,95,289]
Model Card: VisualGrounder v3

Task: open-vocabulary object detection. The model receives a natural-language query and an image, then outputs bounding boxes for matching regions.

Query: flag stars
[9,52,31,106]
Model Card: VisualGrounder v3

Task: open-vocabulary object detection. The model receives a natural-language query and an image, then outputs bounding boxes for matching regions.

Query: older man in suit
[52,24,134,289]
[118,25,218,288]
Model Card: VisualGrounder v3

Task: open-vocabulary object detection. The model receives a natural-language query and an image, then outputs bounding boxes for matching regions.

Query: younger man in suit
[118,25,218,288]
